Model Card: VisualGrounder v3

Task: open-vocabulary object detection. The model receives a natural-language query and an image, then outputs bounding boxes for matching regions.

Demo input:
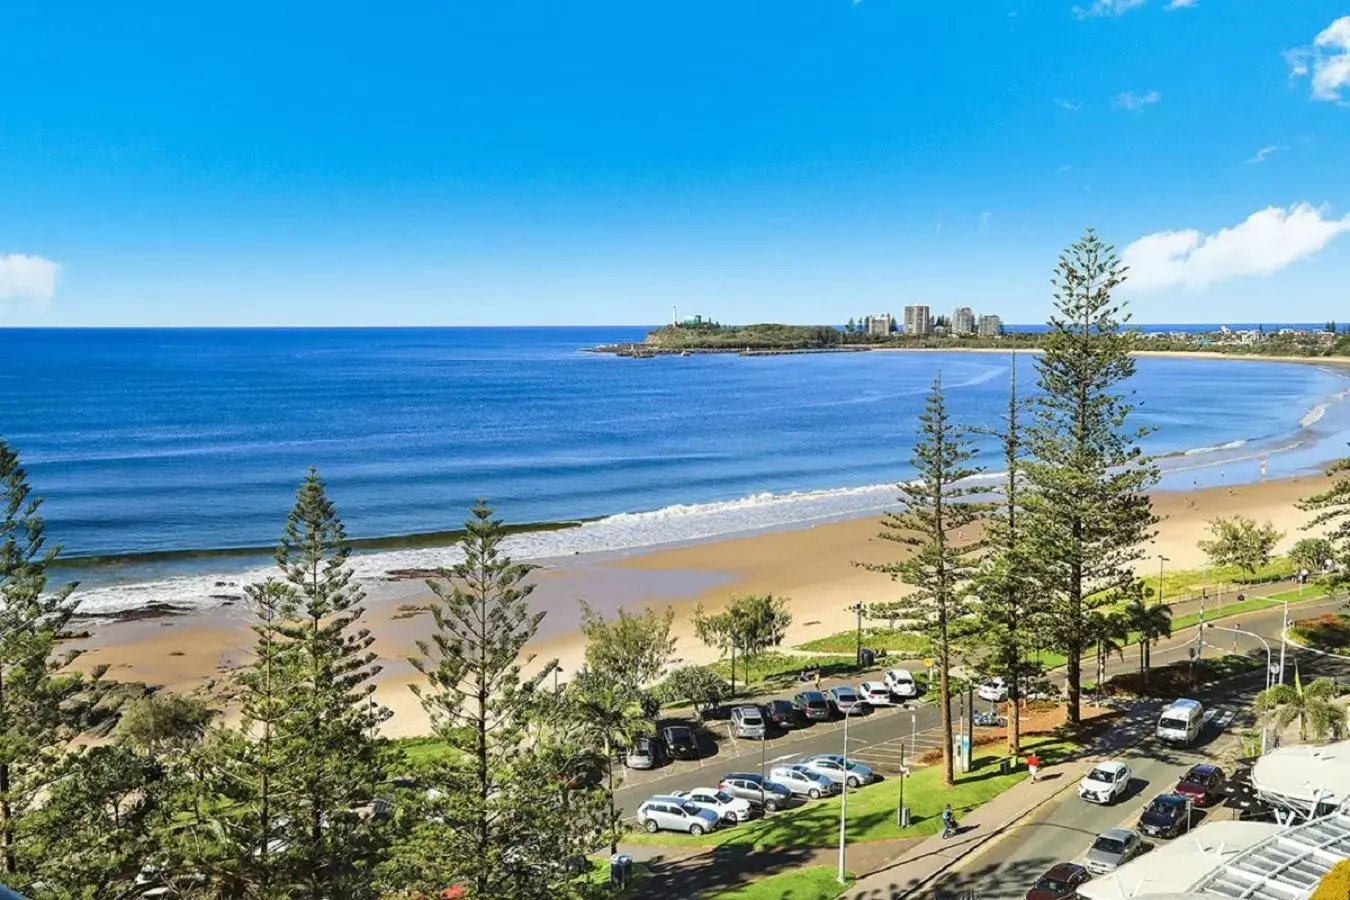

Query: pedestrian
[1026,752,1040,782]
[941,804,957,838]
[813,669,822,691]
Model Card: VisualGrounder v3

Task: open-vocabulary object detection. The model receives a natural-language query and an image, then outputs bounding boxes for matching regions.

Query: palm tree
[565,668,652,855]
[1088,610,1129,699]
[1124,594,1172,687]
[1254,667,1347,743]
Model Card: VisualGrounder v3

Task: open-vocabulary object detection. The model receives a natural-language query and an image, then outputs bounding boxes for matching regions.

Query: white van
[1157,699,1205,746]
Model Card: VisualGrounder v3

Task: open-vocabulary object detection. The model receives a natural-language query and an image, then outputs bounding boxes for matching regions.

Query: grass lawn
[708,652,860,691]
[624,735,1077,850]
[1290,612,1350,653]
[586,858,650,896]
[393,736,456,767]
[708,867,852,899]
[796,628,931,657]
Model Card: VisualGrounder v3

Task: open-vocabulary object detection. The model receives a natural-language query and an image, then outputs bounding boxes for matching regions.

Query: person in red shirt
[1027,752,1040,782]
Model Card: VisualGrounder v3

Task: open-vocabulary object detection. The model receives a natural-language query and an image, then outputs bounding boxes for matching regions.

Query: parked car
[625,736,665,770]
[1025,862,1090,900]
[763,698,801,730]
[977,677,1009,703]
[1077,761,1132,805]
[730,706,767,739]
[884,668,920,699]
[1138,792,1193,839]
[1175,764,1226,807]
[792,690,832,722]
[636,796,720,835]
[827,685,865,716]
[662,725,701,761]
[718,773,793,812]
[800,754,876,788]
[671,788,754,824]
[859,681,895,706]
[769,764,839,800]
[1083,827,1144,875]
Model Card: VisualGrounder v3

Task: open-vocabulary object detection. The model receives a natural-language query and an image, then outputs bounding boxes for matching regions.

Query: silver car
[731,706,767,739]
[827,686,865,716]
[770,764,839,800]
[800,754,875,788]
[636,795,721,836]
[1084,827,1144,875]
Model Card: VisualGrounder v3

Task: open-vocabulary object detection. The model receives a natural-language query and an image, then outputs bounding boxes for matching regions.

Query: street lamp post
[1279,594,1290,686]
[1203,623,1273,691]
[850,603,864,666]
[837,704,864,885]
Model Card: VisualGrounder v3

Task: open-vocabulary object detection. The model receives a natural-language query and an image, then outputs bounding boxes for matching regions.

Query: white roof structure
[1078,821,1283,900]
[1251,740,1350,813]
[1079,809,1350,900]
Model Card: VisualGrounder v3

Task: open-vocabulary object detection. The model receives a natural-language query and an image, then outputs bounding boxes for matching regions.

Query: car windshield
[1181,770,1209,785]
[808,699,827,708]
[1147,799,1180,818]
[1087,768,1117,782]
[680,802,701,815]
[1034,876,1069,893]
[1159,716,1188,731]
[1092,836,1125,854]
[714,791,733,803]
[741,713,762,724]
[668,728,691,740]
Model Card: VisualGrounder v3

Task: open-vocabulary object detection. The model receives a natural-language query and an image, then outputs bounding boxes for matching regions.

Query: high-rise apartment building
[903,305,932,336]
[951,307,976,335]
[978,314,1003,337]
[865,314,895,335]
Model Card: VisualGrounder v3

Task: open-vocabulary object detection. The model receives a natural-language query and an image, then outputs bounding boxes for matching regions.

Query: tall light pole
[1204,623,1273,690]
[1158,554,1168,606]
[1278,593,1290,686]
[837,704,864,885]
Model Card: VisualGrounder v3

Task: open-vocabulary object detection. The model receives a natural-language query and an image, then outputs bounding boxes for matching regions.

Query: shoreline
[70,466,1343,738]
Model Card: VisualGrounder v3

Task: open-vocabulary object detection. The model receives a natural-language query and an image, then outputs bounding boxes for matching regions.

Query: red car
[1175,764,1227,807]
[1026,863,1090,900]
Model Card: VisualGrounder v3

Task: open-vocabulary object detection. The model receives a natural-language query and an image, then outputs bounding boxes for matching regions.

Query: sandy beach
[70,465,1341,738]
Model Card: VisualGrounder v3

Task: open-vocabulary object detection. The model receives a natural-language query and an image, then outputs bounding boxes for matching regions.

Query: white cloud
[1121,203,1350,292]
[1245,145,1280,165]
[1056,98,1083,112]
[1074,0,1147,18]
[1287,17,1350,101]
[0,254,60,306]
[978,211,993,231]
[1164,0,1197,9]
[1113,89,1162,111]
[1056,163,1073,174]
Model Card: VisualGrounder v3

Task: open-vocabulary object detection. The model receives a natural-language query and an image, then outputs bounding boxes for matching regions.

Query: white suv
[636,796,721,835]
[884,668,919,699]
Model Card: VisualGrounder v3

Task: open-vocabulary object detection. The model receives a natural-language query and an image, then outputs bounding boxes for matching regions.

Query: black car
[1138,793,1193,839]
[763,699,801,730]
[792,690,832,722]
[662,725,701,760]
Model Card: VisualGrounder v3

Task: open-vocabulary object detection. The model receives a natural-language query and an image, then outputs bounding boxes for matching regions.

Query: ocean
[3,326,1349,613]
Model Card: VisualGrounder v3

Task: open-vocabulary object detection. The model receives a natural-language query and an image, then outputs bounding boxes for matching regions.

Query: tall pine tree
[973,354,1038,755]
[0,437,108,889]
[271,469,391,899]
[1022,230,1158,726]
[860,377,986,786]
[403,502,603,899]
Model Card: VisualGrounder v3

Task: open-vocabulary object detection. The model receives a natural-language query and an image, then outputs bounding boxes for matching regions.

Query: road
[613,588,1348,822]
[927,596,1350,900]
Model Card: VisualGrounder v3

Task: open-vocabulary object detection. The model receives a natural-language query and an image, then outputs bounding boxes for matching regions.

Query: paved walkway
[838,699,1163,900]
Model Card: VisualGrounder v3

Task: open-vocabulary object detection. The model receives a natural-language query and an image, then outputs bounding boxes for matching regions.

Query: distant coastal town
[592,306,1350,359]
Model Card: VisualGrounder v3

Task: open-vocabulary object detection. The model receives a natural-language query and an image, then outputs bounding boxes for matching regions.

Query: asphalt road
[613,589,1349,822]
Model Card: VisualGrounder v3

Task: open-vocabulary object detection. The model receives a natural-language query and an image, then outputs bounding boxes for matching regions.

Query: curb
[1282,631,1350,662]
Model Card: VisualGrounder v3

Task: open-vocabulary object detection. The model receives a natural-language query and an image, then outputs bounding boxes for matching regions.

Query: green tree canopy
[1254,668,1346,743]
[1289,537,1335,572]
[692,595,792,692]
[1197,516,1285,575]
[578,602,676,694]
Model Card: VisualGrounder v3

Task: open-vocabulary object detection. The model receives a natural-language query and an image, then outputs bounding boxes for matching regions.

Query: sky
[1,1,1349,327]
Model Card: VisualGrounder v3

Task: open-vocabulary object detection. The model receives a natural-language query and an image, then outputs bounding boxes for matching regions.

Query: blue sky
[1,1,1348,327]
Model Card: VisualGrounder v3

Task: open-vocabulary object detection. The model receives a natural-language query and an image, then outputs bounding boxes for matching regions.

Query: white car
[859,681,895,706]
[1078,761,1132,805]
[769,764,839,800]
[671,788,754,823]
[884,668,919,699]
[977,677,1009,703]
[800,754,876,788]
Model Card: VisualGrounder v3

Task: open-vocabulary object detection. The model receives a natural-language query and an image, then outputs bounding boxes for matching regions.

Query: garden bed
[1291,613,1350,654]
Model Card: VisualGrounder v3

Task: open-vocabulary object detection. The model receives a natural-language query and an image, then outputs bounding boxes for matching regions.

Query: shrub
[1312,859,1350,900]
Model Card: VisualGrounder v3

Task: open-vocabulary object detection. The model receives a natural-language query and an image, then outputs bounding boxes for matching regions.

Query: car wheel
[808,788,821,800]
[689,823,705,836]
[766,799,780,812]
[847,776,861,789]
[644,819,658,834]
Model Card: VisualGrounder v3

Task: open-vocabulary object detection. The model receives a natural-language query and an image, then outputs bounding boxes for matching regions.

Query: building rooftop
[1077,821,1284,900]
[1252,739,1350,810]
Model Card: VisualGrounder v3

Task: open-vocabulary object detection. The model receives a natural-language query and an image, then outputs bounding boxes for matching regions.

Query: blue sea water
[2,326,1348,611]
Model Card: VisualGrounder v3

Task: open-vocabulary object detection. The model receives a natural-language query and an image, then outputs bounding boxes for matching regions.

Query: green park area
[1290,613,1350,654]
[625,736,1076,851]
[709,867,853,900]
